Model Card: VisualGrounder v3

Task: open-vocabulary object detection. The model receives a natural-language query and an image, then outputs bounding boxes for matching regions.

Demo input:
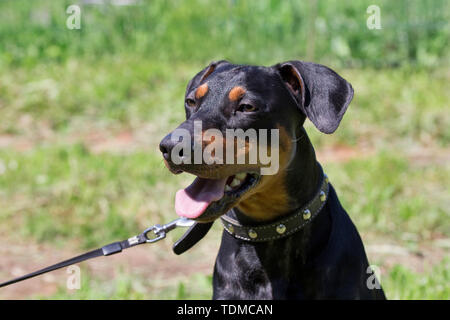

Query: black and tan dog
[159,60,386,299]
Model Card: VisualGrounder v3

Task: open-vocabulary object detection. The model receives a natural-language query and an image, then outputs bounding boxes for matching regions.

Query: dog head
[159,60,353,222]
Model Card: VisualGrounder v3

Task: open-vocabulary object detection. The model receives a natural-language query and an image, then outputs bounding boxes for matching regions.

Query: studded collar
[220,170,329,242]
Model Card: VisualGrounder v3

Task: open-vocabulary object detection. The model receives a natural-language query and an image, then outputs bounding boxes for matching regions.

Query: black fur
[160,60,386,300]
[213,185,385,299]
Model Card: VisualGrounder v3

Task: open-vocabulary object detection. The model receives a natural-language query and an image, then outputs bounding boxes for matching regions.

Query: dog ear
[275,61,354,134]
[186,60,230,94]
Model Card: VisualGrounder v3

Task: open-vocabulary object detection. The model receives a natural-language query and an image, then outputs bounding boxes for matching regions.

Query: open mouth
[175,172,260,220]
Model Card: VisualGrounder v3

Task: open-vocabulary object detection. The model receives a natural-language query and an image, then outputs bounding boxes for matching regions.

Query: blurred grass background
[0,0,448,299]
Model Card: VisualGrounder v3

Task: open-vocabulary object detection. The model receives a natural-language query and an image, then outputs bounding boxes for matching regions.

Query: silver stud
[324,174,329,184]
[248,229,258,239]
[228,224,234,234]
[276,224,286,234]
[320,191,326,202]
[303,209,311,220]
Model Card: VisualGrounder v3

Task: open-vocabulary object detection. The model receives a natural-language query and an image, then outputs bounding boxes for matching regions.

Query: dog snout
[159,133,178,162]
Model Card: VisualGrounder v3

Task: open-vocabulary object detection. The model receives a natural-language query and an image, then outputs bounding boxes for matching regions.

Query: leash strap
[0,247,107,288]
[0,218,195,288]
[172,221,214,255]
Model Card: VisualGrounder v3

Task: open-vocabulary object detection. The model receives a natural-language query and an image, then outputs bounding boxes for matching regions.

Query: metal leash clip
[142,218,196,243]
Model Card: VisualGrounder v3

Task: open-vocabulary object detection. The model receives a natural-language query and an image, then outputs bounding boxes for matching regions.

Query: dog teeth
[230,178,241,187]
[225,173,247,192]
[235,172,247,180]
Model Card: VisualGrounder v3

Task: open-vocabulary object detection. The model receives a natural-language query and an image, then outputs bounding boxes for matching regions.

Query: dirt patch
[406,146,450,167]
[316,144,375,163]
[0,135,34,152]
[363,232,449,277]
[85,130,136,154]
[1,127,448,168]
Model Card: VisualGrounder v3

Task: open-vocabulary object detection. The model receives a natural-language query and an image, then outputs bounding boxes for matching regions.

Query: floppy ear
[186,60,230,94]
[275,61,354,134]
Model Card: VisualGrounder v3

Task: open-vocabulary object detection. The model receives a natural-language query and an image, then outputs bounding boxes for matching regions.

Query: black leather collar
[220,172,329,242]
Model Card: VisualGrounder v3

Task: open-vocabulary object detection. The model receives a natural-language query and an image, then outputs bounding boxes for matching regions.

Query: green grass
[41,257,450,299]
[1,142,448,299]
[324,152,449,239]
[0,144,185,248]
[1,59,448,148]
[1,0,448,68]
[1,146,448,248]
[383,258,450,299]
[309,68,450,148]
[40,268,213,300]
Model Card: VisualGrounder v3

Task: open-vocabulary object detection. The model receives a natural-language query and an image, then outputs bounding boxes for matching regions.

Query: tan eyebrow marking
[228,86,246,101]
[195,83,209,99]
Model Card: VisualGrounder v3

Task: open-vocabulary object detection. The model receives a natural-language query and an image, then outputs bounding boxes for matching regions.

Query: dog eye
[185,99,196,108]
[238,104,258,113]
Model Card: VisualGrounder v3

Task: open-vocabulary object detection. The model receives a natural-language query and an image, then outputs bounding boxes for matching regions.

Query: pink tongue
[175,177,227,218]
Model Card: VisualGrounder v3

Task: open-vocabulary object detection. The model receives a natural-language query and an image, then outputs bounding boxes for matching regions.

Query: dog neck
[285,127,323,210]
[232,127,322,224]
[221,129,333,272]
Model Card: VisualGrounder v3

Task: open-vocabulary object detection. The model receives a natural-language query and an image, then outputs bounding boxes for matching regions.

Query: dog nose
[159,133,175,161]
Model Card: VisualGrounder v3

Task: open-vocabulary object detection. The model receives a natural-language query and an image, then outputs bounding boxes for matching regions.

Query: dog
[159,60,386,299]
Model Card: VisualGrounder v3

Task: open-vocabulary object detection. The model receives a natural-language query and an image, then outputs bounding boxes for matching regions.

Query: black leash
[0,217,211,288]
